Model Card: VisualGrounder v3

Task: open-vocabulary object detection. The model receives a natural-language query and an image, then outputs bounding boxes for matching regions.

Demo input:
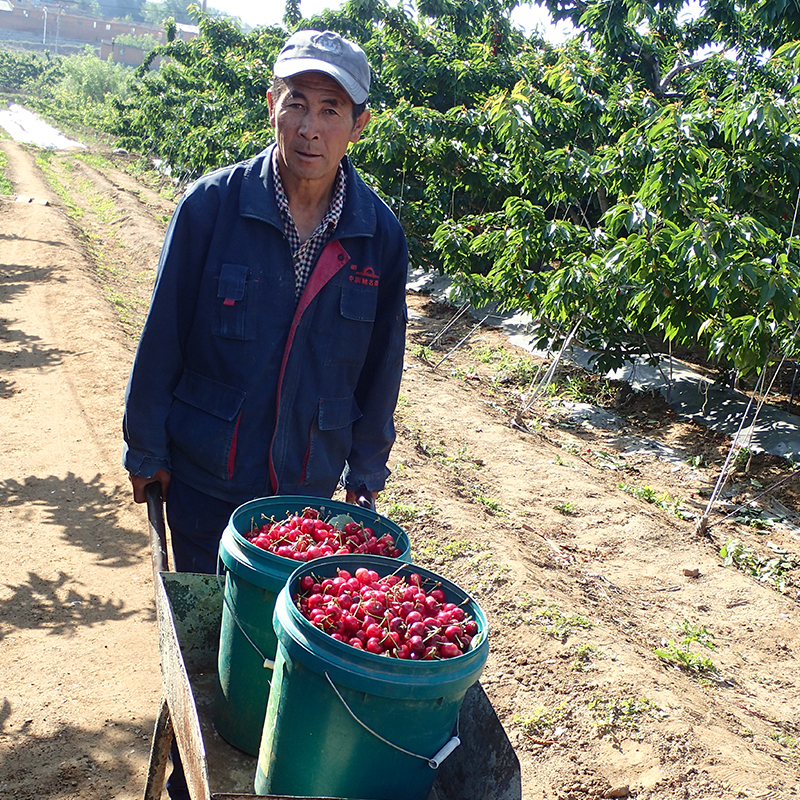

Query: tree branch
[659,56,714,95]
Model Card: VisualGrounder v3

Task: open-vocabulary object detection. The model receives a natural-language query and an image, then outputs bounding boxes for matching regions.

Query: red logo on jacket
[349,264,379,287]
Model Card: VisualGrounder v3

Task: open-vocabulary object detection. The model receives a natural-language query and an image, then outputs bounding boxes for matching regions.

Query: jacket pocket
[340,278,378,322]
[318,395,363,430]
[214,262,256,340]
[166,369,247,481]
[301,396,362,491]
[326,282,378,367]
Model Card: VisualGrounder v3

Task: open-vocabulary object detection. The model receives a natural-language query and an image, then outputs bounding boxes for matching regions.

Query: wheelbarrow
[141,484,522,800]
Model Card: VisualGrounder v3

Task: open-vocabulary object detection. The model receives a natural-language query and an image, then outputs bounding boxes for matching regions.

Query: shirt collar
[271,148,347,248]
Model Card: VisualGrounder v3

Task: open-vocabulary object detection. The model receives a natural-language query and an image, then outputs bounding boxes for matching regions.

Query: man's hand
[129,468,171,504]
[345,486,375,510]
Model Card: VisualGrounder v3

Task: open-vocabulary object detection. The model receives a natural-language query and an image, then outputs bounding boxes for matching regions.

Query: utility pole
[42,6,47,45]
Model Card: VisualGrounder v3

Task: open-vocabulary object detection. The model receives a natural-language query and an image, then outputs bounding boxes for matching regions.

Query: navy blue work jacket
[122,145,408,505]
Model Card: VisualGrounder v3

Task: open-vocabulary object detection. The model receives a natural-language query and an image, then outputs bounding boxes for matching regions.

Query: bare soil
[1,137,799,800]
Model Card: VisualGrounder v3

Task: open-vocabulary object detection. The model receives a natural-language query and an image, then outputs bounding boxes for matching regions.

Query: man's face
[268,72,370,192]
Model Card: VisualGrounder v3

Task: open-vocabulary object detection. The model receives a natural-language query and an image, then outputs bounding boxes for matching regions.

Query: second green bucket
[255,555,490,800]
[213,495,410,755]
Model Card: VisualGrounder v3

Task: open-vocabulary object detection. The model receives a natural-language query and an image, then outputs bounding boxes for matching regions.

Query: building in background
[0,0,197,64]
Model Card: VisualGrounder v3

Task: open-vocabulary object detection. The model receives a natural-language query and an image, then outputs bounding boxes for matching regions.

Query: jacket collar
[239,144,377,239]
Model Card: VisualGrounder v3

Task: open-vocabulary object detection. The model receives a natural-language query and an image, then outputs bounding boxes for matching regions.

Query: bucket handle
[324,671,460,769]
[216,556,275,670]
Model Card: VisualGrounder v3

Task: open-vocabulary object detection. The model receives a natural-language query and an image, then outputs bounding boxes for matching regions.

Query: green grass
[34,150,148,338]
[0,149,13,195]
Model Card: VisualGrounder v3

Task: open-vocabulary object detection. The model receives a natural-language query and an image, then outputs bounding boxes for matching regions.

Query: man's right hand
[129,468,171,504]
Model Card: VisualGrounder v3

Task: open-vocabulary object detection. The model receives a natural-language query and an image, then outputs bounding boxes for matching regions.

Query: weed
[440,442,483,470]
[465,551,510,593]
[122,155,182,201]
[524,416,544,432]
[752,674,782,687]
[514,701,570,737]
[409,343,434,362]
[730,506,771,530]
[552,453,575,468]
[401,423,446,459]
[499,593,542,624]
[619,483,656,502]
[674,620,716,649]
[720,539,800,592]
[770,731,798,750]
[34,151,151,339]
[551,372,616,405]
[593,450,627,470]
[472,490,504,515]
[381,500,421,525]
[76,151,113,171]
[570,643,600,672]
[618,482,691,519]
[537,604,591,641]
[654,621,718,676]
[412,537,485,566]
[473,344,539,387]
[589,696,665,738]
[734,447,752,468]
[554,501,578,516]
[654,640,717,674]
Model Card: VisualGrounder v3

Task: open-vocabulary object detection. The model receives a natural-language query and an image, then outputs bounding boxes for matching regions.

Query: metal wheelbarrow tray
[142,486,522,800]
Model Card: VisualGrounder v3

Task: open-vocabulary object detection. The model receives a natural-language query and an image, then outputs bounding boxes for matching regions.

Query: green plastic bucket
[255,555,489,800]
[213,496,410,756]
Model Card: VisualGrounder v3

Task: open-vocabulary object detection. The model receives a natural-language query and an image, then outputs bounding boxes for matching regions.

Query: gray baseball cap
[273,30,370,105]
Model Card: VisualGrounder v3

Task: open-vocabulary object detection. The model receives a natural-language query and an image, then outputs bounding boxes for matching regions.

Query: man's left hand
[345,487,375,510]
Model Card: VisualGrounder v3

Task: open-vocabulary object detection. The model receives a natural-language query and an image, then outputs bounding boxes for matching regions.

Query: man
[123,31,407,795]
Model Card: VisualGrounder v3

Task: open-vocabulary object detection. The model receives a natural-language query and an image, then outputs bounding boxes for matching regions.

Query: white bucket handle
[324,671,461,769]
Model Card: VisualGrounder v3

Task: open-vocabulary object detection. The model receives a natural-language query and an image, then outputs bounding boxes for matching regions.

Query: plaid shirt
[272,148,347,300]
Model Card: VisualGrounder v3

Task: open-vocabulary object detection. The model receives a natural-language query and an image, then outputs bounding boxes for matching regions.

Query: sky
[211,0,577,42]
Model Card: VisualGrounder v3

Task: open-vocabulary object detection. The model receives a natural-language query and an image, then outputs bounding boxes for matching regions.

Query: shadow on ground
[0,472,147,567]
[0,701,154,800]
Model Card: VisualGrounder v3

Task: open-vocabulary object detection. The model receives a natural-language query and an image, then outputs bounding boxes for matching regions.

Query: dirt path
[0,140,162,799]
[1,138,799,800]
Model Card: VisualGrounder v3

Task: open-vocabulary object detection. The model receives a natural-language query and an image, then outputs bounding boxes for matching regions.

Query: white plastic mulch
[0,103,85,149]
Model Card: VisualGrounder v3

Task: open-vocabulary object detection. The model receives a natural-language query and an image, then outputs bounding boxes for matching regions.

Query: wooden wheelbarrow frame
[141,483,522,800]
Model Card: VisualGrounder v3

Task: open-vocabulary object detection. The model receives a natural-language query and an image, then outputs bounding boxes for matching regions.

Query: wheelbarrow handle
[146,481,170,575]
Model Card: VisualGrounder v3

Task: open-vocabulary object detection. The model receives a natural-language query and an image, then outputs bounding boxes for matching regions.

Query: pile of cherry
[246,507,403,561]
[294,566,479,659]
